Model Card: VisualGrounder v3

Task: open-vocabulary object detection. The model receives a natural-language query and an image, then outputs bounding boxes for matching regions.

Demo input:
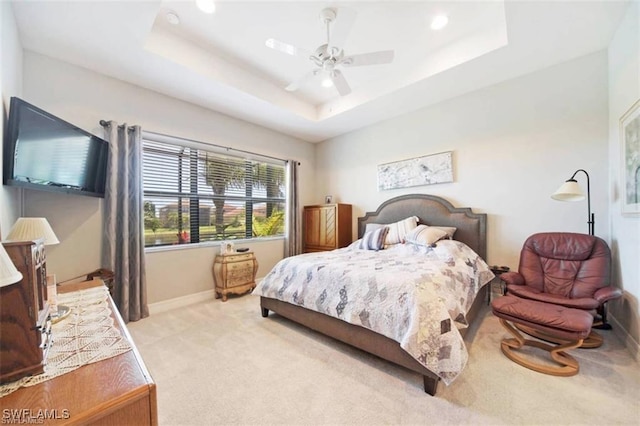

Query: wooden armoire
[303,204,352,253]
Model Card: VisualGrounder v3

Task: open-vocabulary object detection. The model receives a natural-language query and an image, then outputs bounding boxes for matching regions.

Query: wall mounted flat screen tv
[3,97,109,198]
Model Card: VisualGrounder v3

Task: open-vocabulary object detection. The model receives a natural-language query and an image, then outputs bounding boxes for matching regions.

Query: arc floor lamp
[551,169,594,235]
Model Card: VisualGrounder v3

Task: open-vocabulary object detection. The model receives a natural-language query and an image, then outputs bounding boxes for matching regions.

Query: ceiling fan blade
[285,69,318,92]
[329,7,357,49]
[331,70,351,96]
[341,50,395,67]
[265,38,312,58]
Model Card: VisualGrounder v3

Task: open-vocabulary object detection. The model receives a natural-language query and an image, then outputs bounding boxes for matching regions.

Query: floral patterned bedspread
[253,240,494,385]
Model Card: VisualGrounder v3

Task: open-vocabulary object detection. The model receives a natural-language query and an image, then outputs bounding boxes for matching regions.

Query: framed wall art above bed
[377,151,453,191]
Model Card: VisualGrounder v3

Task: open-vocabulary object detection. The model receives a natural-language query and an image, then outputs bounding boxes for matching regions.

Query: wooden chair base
[499,319,583,377]
[514,323,603,348]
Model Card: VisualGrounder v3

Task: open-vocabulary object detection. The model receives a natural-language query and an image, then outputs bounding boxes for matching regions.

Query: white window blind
[141,133,286,248]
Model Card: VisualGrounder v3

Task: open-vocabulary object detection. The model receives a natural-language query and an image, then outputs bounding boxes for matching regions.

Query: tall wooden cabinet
[303,204,352,253]
[0,239,51,383]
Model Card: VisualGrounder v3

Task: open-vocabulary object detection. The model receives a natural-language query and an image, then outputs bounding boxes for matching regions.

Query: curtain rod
[143,130,288,164]
[99,120,135,131]
[99,121,296,165]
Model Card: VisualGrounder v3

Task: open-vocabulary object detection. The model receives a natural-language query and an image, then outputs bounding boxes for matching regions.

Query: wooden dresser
[1,280,157,425]
[303,204,352,253]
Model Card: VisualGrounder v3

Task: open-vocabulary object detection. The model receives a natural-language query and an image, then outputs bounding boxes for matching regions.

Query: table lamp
[5,217,68,320]
[0,244,23,287]
[6,217,60,245]
[551,169,594,235]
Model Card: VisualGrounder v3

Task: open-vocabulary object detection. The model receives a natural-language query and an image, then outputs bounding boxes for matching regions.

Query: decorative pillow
[356,227,389,251]
[405,225,449,246]
[432,226,457,239]
[385,216,419,245]
[364,223,386,234]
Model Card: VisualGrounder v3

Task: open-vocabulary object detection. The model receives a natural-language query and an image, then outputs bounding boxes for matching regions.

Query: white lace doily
[0,285,132,398]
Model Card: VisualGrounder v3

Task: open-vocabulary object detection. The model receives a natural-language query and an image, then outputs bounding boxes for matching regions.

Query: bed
[256,194,492,395]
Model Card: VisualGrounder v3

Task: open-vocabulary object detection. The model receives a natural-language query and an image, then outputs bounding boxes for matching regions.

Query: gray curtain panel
[102,122,149,323]
[285,160,302,257]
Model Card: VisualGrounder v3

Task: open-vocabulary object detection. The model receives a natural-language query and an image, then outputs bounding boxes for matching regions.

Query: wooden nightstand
[488,265,510,304]
[212,252,258,301]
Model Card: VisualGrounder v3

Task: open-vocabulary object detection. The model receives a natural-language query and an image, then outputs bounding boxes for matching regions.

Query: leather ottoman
[491,294,593,376]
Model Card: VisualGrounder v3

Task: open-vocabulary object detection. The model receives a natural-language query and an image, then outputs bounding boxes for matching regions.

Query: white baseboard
[610,313,640,362]
[148,289,216,315]
[148,276,265,315]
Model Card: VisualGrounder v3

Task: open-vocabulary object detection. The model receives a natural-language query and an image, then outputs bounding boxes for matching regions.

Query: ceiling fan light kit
[196,0,216,15]
[266,7,395,96]
[431,14,449,30]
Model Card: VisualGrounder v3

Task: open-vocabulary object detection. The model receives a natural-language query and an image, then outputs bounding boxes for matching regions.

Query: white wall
[317,51,609,271]
[608,1,640,359]
[21,52,316,304]
[0,2,22,236]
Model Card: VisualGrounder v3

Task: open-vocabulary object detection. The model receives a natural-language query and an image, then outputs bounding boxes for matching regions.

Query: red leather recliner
[501,232,622,337]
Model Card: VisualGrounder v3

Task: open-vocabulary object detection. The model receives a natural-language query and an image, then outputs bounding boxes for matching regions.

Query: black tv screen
[3,97,109,198]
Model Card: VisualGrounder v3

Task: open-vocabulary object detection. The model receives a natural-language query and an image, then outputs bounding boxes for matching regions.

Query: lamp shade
[551,180,586,202]
[0,244,23,287]
[6,217,60,245]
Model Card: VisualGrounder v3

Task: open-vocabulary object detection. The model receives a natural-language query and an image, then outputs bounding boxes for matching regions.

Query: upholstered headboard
[357,194,487,260]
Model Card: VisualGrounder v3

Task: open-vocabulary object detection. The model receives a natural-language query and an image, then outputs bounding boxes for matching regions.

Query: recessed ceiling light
[166,11,180,25]
[431,14,448,31]
[196,0,216,14]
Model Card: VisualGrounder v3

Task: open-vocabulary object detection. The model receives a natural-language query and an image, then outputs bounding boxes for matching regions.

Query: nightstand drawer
[224,253,254,263]
[227,263,254,284]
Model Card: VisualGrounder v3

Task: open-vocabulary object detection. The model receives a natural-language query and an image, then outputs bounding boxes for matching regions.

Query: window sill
[144,236,285,254]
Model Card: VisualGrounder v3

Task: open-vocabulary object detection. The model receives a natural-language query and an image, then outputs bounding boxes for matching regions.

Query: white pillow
[385,216,419,245]
[432,226,457,239]
[405,225,449,246]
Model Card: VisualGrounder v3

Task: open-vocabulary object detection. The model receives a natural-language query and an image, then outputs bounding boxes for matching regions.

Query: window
[141,133,286,248]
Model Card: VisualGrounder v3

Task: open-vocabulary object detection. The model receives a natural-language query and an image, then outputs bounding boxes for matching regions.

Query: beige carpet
[127,292,640,425]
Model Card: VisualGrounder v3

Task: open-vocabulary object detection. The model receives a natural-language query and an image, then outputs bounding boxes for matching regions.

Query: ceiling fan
[265,7,395,96]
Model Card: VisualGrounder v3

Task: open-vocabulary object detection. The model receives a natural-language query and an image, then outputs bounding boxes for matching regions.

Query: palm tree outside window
[141,134,286,248]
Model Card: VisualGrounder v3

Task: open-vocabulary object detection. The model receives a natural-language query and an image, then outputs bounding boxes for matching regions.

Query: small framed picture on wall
[325,195,333,204]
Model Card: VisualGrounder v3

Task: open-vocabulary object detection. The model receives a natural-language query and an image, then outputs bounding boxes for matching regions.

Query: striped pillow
[385,216,419,245]
[405,225,449,246]
[357,227,389,251]
[364,223,386,234]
